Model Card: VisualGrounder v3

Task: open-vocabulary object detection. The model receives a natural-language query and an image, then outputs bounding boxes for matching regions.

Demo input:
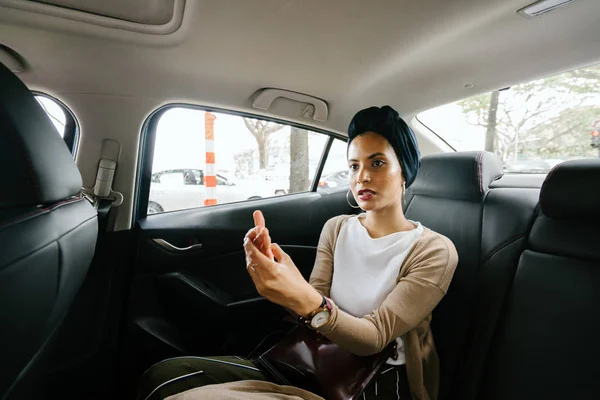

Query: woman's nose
[357,168,371,183]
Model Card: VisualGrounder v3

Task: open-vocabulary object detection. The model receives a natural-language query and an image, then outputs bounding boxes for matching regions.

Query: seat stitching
[143,370,205,400]
[0,198,85,231]
[139,356,260,382]
[175,356,261,372]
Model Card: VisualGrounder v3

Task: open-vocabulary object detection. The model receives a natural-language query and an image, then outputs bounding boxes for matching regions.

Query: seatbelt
[96,198,114,233]
[82,139,123,232]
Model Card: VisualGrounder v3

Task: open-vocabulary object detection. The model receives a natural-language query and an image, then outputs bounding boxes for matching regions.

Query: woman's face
[347,132,404,212]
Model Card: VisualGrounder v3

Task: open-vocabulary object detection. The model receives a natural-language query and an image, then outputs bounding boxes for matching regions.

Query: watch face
[311,310,331,329]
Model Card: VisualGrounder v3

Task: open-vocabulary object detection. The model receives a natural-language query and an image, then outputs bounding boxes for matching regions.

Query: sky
[418,103,486,151]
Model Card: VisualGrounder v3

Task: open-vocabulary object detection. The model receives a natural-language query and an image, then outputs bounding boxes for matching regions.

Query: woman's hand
[243,234,323,318]
[247,210,274,261]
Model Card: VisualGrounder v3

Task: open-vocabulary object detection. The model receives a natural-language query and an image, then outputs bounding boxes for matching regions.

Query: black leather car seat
[476,159,600,399]
[403,151,504,397]
[0,62,98,399]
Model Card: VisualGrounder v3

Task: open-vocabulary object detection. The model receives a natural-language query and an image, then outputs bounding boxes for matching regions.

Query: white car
[148,169,286,214]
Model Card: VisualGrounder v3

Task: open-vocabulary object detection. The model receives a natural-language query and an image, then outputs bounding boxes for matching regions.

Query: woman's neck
[361,205,415,238]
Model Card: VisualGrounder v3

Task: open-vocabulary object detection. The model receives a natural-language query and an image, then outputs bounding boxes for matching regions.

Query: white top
[330,214,424,365]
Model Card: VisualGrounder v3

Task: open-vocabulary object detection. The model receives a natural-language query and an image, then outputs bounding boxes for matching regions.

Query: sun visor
[30,0,176,25]
[0,45,26,73]
[1,0,185,35]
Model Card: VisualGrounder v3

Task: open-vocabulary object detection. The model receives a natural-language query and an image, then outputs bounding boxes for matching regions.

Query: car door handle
[151,238,203,253]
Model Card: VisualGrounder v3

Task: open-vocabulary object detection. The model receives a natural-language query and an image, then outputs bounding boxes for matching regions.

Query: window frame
[216,174,230,186]
[134,103,347,220]
[413,114,457,152]
[33,91,80,158]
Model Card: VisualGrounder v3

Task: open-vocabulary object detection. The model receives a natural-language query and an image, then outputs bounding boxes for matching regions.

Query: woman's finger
[244,225,267,246]
[252,211,265,245]
[244,239,276,277]
[262,228,273,259]
[252,210,275,258]
[252,210,277,260]
[243,235,256,255]
[244,238,265,264]
[246,227,274,260]
[253,226,268,243]
[244,226,260,243]
[270,243,289,263]
[253,210,266,228]
[256,227,273,257]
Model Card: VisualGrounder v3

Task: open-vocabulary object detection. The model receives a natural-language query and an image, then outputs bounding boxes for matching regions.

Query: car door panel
[119,189,356,388]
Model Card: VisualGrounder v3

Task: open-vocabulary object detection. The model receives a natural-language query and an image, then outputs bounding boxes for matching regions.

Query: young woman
[138,106,458,400]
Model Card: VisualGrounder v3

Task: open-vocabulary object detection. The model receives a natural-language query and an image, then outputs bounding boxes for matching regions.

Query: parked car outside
[316,169,350,191]
[148,168,286,214]
[503,159,564,174]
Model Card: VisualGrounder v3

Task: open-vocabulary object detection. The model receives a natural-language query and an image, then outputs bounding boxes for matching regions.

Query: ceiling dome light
[517,0,579,18]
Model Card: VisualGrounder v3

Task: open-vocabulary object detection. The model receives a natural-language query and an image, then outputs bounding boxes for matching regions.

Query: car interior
[1,1,599,399]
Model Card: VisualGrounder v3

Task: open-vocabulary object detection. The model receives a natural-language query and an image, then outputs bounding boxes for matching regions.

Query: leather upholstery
[406,155,600,400]
[529,214,600,262]
[456,188,540,400]
[0,62,82,209]
[539,159,600,220]
[480,249,600,399]
[0,63,98,399]
[403,151,503,398]
[407,151,503,202]
[476,161,600,399]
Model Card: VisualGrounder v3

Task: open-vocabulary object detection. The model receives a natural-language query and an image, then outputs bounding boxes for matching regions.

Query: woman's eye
[349,164,358,171]
[373,160,385,167]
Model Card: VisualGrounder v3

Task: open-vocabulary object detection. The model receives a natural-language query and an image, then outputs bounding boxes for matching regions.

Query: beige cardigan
[310,215,458,400]
[167,214,458,400]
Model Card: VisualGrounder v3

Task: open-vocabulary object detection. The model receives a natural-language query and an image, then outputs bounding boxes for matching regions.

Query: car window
[147,107,338,214]
[417,64,600,173]
[317,138,349,192]
[216,175,229,186]
[36,94,78,156]
[160,171,185,186]
[182,169,200,185]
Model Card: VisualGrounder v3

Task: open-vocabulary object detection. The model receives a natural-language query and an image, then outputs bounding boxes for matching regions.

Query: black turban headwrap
[347,105,421,187]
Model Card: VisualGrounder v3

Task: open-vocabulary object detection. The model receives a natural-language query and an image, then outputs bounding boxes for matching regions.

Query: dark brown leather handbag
[256,325,393,400]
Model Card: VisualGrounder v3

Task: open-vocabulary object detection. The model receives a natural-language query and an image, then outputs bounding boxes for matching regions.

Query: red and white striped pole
[204,112,217,206]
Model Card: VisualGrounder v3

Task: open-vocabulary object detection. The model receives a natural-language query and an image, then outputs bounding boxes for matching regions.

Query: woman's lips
[357,189,375,201]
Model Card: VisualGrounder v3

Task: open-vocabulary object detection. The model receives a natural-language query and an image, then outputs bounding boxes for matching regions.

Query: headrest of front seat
[540,159,600,220]
[408,151,504,202]
[0,62,82,209]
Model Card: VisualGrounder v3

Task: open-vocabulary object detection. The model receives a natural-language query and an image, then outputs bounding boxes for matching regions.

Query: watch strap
[319,296,327,308]
[298,296,331,326]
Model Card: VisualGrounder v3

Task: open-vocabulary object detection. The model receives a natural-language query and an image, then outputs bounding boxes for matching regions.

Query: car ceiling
[1,0,599,232]
[1,0,600,134]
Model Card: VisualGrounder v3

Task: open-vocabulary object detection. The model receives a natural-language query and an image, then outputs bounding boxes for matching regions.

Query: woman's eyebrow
[348,152,387,162]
